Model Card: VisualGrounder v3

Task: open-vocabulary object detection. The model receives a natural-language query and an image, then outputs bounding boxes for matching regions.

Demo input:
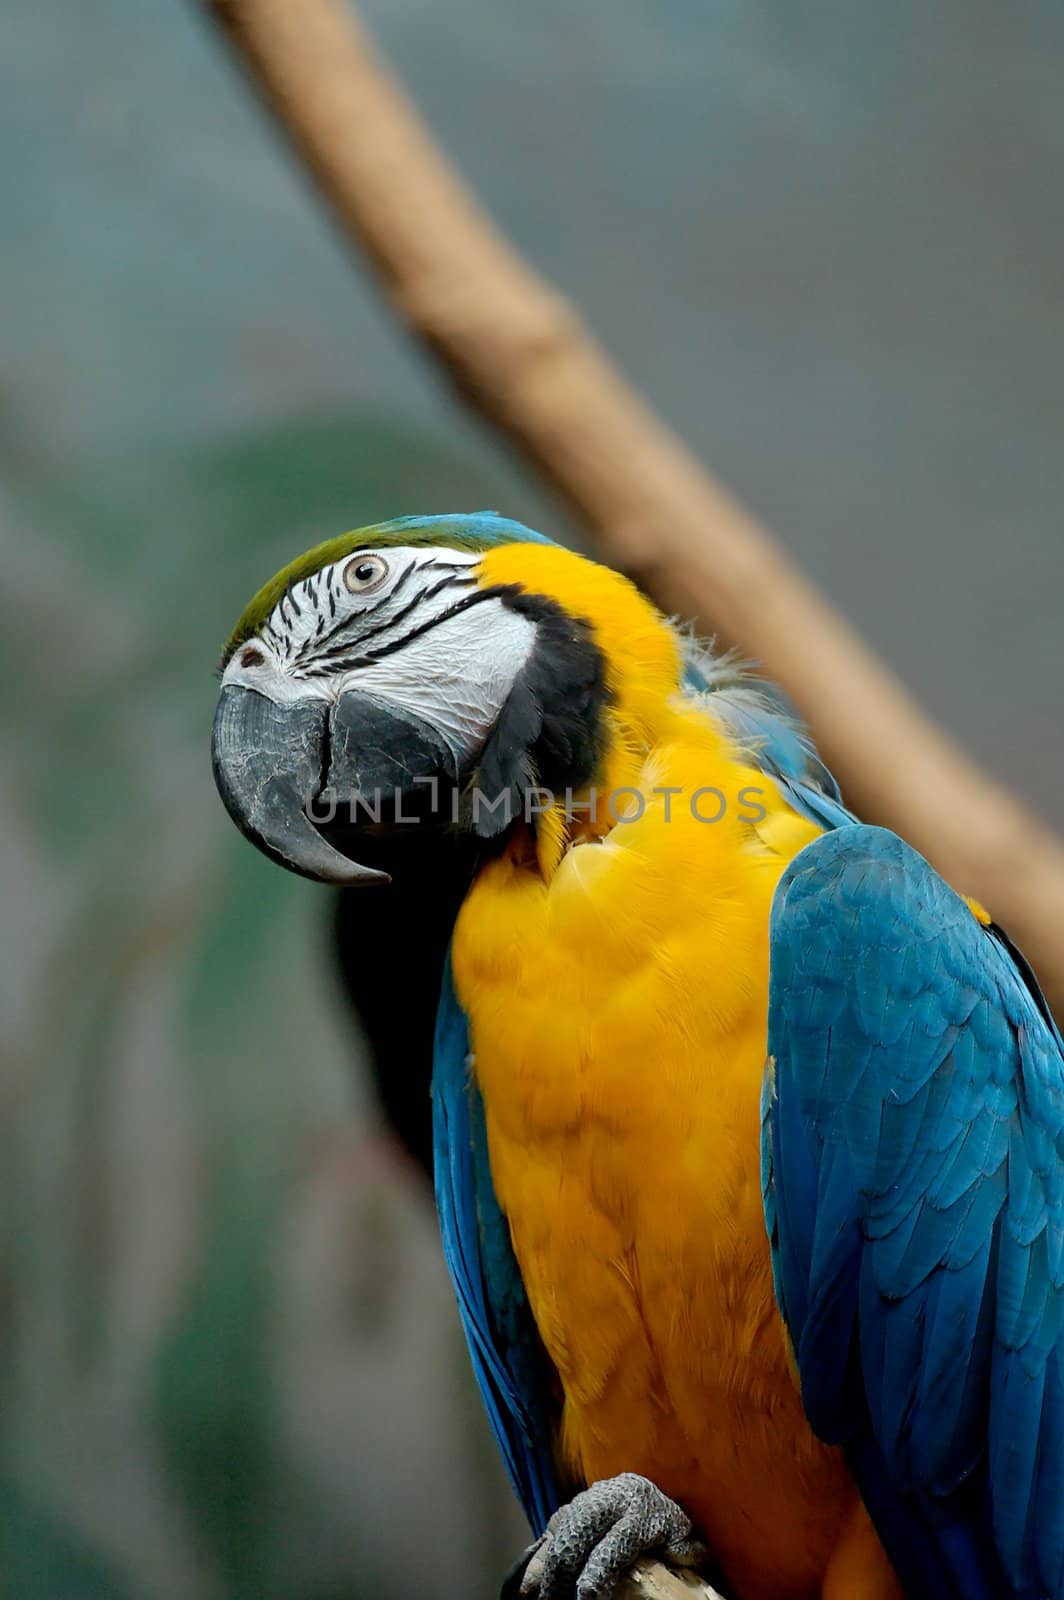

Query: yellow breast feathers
[451,544,884,1598]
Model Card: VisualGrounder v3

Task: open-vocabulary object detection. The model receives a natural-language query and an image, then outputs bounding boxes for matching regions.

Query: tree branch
[618,1560,724,1600]
[199,0,1064,1012]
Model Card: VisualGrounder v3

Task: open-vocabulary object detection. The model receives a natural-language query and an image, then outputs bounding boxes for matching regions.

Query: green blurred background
[1,3,1061,1597]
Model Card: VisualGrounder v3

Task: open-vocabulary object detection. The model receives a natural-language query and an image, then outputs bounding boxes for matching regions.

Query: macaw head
[212,512,682,885]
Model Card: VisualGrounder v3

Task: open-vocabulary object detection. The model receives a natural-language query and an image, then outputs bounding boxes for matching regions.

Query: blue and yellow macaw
[212,513,1064,1600]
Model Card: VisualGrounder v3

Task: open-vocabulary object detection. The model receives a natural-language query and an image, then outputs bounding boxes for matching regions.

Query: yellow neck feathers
[477,543,719,877]
[478,543,684,742]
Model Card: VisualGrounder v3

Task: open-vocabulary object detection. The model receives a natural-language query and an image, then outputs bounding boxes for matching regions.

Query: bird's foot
[504,1473,706,1600]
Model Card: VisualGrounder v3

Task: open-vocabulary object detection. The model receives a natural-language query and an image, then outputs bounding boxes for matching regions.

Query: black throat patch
[470,587,612,838]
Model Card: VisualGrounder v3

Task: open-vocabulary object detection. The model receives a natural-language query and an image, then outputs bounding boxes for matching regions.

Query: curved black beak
[211,684,391,887]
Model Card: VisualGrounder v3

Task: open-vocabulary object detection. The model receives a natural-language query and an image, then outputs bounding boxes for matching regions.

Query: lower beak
[211,684,391,887]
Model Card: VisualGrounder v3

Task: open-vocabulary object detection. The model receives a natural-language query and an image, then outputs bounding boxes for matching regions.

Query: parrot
[211,512,1064,1600]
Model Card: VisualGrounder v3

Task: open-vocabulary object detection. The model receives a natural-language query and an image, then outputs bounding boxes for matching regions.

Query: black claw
[500,1536,547,1599]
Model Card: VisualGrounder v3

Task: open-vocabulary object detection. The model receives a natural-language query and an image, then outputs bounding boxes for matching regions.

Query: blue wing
[763,823,1064,1600]
[433,954,561,1533]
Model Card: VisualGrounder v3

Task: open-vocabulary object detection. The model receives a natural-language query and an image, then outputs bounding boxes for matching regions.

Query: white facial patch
[344,603,536,766]
[222,543,538,768]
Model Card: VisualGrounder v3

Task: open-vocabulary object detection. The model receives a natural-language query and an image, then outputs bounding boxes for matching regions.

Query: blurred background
[1,2,1061,1596]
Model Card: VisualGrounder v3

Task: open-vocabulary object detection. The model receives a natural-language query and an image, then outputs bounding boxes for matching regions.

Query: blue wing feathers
[765,823,1064,1598]
[1036,1348,1064,1590]
[432,956,560,1534]
[911,1243,996,1490]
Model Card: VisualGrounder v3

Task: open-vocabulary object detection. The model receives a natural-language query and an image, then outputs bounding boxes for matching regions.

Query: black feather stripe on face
[299,583,512,679]
[471,590,611,837]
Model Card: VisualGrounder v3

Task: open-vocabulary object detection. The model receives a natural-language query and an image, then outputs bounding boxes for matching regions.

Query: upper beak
[211,683,390,887]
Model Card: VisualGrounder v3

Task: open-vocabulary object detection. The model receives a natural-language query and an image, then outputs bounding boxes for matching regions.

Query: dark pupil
[356,563,375,582]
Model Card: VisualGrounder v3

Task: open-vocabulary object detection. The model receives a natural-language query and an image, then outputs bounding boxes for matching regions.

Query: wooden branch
[200,0,1064,1015]
[618,1559,725,1600]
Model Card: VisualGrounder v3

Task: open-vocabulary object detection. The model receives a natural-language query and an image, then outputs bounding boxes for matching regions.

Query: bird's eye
[343,553,389,595]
